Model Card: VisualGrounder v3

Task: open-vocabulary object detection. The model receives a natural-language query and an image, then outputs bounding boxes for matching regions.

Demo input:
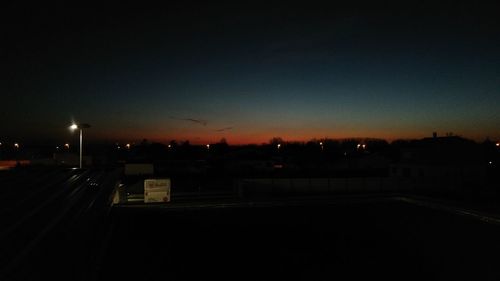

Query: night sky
[2,3,499,145]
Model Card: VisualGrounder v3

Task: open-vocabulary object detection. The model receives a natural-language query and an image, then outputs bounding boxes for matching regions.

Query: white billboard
[144,179,171,203]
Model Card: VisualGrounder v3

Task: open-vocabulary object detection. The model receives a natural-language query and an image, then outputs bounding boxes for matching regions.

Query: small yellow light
[70,124,78,130]
[14,143,19,148]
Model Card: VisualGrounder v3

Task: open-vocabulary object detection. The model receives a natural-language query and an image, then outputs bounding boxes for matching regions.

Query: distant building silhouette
[390,136,486,192]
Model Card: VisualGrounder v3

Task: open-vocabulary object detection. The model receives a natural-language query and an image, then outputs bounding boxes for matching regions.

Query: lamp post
[70,123,91,169]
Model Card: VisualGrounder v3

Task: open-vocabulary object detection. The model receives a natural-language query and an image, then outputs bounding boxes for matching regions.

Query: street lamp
[69,123,91,169]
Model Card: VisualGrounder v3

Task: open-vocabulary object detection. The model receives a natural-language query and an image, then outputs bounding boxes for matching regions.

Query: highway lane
[1,171,77,210]
[0,168,62,196]
[0,169,81,227]
[0,168,122,281]
[0,169,91,237]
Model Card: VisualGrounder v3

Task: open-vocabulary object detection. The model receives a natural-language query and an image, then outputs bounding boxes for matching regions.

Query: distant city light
[64,143,70,149]
[168,144,172,148]
[489,161,493,165]
[277,143,281,149]
[357,144,361,149]
[496,143,499,147]
[126,143,131,149]
[14,143,19,148]
[56,146,60,150]
[362,144,366,149]
[206,144,210,149]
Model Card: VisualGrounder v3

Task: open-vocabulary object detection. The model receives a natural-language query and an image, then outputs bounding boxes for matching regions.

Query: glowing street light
[14,143,19,149]
[277,143,281,150]
[496,143,499,147]
[69,123,91,169]
[206,144,210,150]
[64,143,70,149]
[126,143,131,149]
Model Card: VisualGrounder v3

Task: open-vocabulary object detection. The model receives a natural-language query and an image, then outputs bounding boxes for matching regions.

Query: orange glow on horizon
[89,126,496,145]
[94,133,438,146]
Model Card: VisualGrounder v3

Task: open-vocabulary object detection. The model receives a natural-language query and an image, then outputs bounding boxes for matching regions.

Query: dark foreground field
[99,199,500,281]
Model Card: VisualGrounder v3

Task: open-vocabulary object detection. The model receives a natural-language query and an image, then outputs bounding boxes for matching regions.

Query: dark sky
[2,2,499,144]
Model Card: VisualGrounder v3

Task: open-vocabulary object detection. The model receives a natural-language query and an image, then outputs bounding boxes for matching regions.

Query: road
[0,167,121,281]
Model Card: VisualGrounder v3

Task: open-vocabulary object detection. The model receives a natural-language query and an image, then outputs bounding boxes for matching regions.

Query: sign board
[144,179,171,203]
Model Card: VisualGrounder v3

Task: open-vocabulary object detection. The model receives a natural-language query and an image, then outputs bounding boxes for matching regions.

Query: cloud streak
[169,116,207,126]
[215,127,233,132]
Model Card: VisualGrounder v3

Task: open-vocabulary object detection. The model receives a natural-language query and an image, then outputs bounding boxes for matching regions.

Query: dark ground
[2,166,500,281]
[99,199,500,281]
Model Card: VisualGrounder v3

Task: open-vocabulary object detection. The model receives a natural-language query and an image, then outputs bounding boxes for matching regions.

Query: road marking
[394,196,500,225]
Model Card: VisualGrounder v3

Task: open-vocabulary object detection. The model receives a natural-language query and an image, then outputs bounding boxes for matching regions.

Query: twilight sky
[2,3,499,144]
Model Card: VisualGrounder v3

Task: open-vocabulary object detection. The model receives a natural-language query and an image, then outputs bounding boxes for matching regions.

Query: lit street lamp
[69,123,91,169]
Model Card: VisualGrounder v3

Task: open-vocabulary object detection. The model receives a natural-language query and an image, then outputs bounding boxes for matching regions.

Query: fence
[236,177,410,197]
